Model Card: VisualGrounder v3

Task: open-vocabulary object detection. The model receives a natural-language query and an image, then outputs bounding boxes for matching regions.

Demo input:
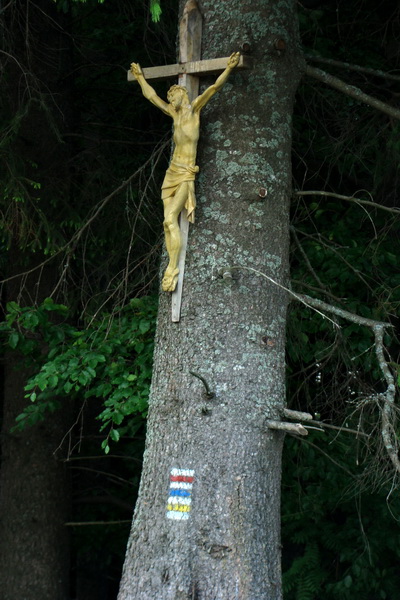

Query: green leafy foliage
[0,296,69,358]
[0,296,157,446]
[282,434,400,600]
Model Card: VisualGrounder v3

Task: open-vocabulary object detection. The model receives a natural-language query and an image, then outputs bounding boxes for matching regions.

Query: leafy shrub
[0,295,157,452]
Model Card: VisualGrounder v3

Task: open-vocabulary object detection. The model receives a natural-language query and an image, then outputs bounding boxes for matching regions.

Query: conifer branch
[305,64,400,121]
[305,54,400,83]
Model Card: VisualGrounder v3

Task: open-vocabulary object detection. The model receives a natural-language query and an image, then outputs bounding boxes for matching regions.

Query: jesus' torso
[171,108,200,166]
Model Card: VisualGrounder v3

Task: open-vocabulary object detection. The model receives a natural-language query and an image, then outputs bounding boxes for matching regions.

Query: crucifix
[128,0,251,322]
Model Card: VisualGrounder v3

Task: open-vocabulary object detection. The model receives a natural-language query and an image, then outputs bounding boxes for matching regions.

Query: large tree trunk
[118,1,302,598]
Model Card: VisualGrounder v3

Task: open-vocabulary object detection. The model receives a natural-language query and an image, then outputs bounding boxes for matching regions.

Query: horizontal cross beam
[127,55,252,82]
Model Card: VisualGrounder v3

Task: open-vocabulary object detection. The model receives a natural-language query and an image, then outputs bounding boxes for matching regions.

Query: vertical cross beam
[171,0,202,323]
[128,4,250,320]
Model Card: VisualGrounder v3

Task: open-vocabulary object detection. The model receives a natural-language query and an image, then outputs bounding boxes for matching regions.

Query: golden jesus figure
[130,52,240,292]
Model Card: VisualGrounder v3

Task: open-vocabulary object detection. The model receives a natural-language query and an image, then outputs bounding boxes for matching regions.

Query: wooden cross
[128,0,251,322]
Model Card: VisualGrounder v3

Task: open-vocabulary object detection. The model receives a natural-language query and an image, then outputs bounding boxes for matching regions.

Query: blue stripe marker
[169,489,191,497]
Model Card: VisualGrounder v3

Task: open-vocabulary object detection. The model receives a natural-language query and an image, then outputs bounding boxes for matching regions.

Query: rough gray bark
[118,1,302,598]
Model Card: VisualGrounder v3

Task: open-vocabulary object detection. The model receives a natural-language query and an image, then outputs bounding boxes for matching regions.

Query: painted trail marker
[166,468,195,521]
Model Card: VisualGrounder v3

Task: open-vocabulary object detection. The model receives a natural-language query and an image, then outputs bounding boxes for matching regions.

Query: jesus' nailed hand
[130,52,240,293]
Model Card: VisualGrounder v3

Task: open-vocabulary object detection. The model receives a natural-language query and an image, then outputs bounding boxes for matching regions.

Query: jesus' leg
[162,182,188,292]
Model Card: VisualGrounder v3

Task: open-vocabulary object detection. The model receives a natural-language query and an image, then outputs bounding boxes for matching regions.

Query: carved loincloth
[161,162,200,223]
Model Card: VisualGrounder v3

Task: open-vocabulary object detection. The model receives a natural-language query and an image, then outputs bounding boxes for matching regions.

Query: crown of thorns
[167,85,189,99]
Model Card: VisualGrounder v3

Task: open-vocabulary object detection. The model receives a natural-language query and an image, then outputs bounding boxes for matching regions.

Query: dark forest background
[1,0,399,598]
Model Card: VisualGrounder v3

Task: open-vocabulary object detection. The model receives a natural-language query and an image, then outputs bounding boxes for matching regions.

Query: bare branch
[293,293,392,330]
[373,325,400,474]
[305,54,400,83]
[305,64,400,121]
[282,408,370,438]
[223,265,398,469]
[295,190,400,215]
[291,226,327,289]
[291,280,343,303]
[0,139,169,288]
[306,419,369,438]
[68,466,133,486]
[64,454,141,463]
[291,227,375,293]
[294,293,399,474]
[282,408,313,421]
[229,265,340,326]
[267,420,308,436]
[0,1,13,14]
